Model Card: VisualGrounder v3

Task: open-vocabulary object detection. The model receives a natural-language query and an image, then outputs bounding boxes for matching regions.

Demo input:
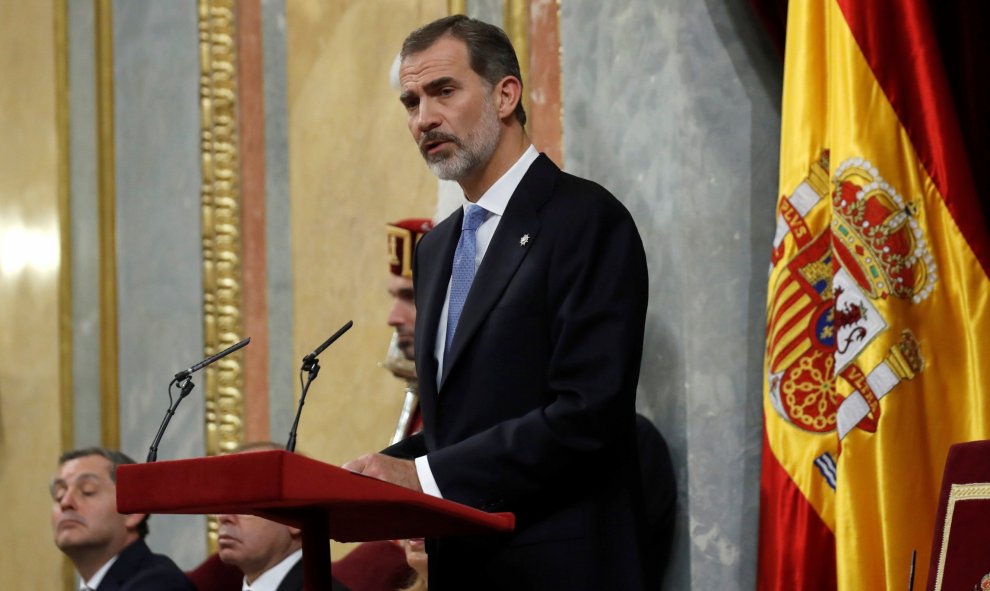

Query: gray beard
[425,101,501,182]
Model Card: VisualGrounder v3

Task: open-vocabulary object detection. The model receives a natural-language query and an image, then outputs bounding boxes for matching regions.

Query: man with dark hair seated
[51,447,194,590]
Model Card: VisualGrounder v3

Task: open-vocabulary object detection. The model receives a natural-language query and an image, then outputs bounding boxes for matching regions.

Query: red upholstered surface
[186,553,242,591]
[116,450,513,542]
[926,440,990,591]
[333,541,413,591]
[186,543,413,591]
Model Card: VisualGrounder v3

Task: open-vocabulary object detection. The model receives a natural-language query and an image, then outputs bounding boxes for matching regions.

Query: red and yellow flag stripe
[759,1,990,589]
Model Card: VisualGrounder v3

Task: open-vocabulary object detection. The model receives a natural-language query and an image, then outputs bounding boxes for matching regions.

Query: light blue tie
[445,204,489,354]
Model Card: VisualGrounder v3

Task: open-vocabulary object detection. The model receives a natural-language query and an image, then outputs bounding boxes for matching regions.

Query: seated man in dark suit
[50,447,194,591]
[216,442,349,591]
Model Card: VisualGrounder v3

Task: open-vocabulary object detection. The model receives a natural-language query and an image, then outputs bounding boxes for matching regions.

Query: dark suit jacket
[97,539,194,591]
[389,154,650,590]
[274,559,349,591]
[636,413,677,589]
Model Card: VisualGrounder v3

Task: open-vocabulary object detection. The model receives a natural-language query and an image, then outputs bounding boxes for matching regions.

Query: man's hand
[342,453,423,493]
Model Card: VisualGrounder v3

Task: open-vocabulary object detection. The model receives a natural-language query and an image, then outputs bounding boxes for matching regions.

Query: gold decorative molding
[95,0,119,450]
[55,0,72,457]
[448,0,466,15]
[55,4,74,588]
[503,0,529,116]
[199,0,247,552]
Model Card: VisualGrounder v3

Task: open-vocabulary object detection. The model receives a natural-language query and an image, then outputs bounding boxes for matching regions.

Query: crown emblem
[830,158,937,303]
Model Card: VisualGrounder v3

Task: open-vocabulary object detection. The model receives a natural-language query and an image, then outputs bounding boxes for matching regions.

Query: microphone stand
[146,337,251,462]
[286,320,353,452]
[147,377,195,462]
[286,357,320,453]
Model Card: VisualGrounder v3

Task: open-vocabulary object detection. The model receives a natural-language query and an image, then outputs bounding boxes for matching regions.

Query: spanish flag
[758,1,990,589]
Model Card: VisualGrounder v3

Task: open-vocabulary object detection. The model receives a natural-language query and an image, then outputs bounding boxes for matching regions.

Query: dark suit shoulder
[276,559,351,591]
[101,539,194,591]
[99,540,195,591]
[550,169,636,223]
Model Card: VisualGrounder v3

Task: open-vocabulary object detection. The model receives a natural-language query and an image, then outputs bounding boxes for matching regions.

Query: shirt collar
[80,554,118,591]
[470,145,539,216]
[242,548,302,591]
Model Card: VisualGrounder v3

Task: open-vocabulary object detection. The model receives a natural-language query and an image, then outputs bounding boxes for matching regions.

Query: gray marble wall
[261,0,296,442]
[69,0,102,446]
[114,0,205,568]
[561,1,781,588]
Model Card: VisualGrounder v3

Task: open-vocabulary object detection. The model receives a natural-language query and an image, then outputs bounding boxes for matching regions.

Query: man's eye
[440,87,455,97]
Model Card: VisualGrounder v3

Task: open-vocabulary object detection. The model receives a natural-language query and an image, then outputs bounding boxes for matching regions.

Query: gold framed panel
[95,0,120,450]
[198,0,247,553]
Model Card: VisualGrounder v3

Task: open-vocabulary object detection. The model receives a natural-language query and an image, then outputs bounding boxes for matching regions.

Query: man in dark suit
[344,15,650,590]
[50,447,194,590]
[216,442,349,591]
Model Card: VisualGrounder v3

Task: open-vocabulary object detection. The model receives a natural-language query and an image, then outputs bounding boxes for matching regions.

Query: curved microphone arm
[147,377,195,462]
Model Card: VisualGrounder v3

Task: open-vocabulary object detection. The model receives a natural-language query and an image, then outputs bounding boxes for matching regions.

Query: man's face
[217,513,299,580]
[388,274,417,360]
[50,455,130,554]
[399,35,502,182]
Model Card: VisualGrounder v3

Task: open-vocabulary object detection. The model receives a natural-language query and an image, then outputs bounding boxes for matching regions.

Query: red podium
[117,450,514,591]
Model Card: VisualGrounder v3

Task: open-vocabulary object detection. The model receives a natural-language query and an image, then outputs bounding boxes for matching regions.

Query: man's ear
[495,75,522,120]
[123,512,146,532]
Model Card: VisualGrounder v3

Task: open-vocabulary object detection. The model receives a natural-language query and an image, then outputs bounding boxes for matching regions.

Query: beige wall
[287,0,445,468]
[0,0,68,586]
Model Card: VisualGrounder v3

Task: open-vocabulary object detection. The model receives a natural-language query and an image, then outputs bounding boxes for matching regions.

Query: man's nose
[58,489,78,510]
[415,100,441,133]
[216,513,236,525]
[388,300,408,328]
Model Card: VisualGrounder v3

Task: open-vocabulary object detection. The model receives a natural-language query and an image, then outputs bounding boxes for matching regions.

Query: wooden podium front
[116,450,514,590]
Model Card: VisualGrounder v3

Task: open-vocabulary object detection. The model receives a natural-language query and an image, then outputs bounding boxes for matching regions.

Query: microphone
[302,320,353,370]
[288,321,353,451]
[174,337,251,381]
[147,337,252,462]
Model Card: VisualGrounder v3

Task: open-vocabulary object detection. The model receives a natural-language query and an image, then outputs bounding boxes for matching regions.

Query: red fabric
[929,2,990,235]
[925,440,990,591]
[333,540,414,591]
[837,0,990,277]
[185,554,242,591]
[185,543,414,591]
[757,430,837,591]
[746,0,788,58]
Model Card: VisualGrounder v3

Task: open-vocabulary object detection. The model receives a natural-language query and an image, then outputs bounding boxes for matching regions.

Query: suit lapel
[97,539,147,591]
[439,155,558,390]
[276,559,303,591]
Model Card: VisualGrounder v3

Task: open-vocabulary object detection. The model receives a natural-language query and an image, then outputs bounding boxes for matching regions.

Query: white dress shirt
[80,555,118,591]
[415,144,540,498]
[242,548,302,591]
